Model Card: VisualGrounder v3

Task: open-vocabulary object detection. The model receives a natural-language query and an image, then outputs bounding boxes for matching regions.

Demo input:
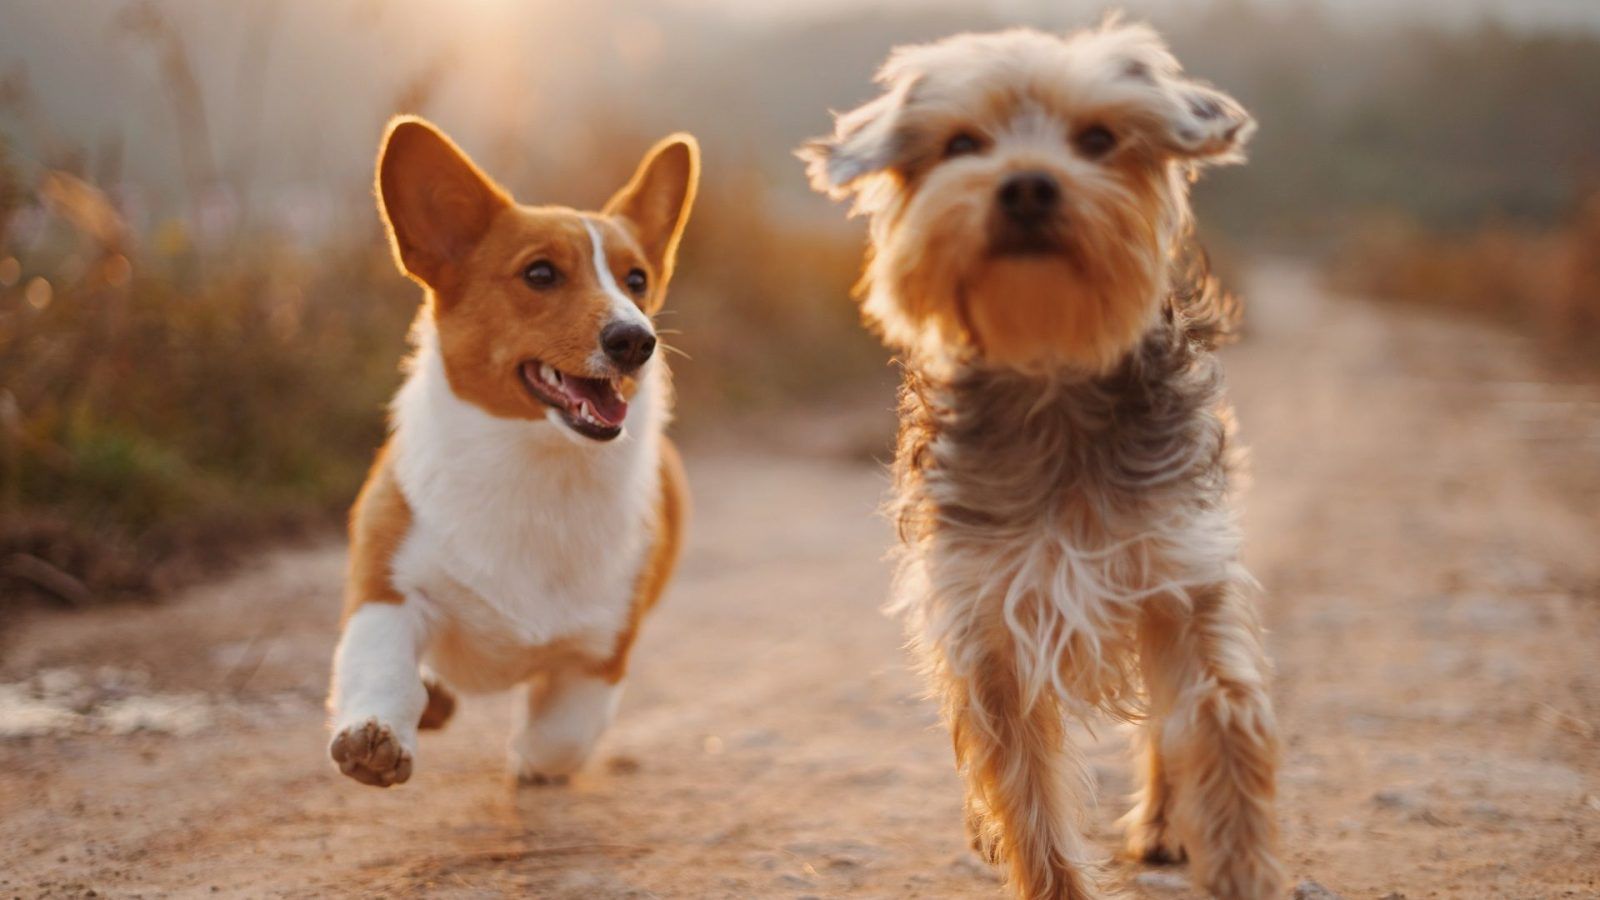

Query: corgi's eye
[943,132,983,158]
[1074,125,1118,160]
[624,268,647,295]
[523,260,561,289]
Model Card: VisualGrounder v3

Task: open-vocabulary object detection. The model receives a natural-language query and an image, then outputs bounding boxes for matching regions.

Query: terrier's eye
[624,268,648,295]
[1074,125,1118,160]
[943,132,983,158]
[523,260,561,289]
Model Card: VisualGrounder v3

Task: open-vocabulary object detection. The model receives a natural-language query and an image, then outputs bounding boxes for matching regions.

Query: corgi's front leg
[510,669,623,784]
[328,599,430,787]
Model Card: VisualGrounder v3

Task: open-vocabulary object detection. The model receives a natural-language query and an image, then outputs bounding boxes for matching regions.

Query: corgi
[327,117,698,788]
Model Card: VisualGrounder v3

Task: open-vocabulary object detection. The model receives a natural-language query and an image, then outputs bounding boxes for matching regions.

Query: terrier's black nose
[601,321,656,370]
[997,171,1060,224]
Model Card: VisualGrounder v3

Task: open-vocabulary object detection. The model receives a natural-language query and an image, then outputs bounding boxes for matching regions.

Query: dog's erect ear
[1152,80,1255,163]
[376,116,511,290]
[604,133,699,284]
[798,76,916,200]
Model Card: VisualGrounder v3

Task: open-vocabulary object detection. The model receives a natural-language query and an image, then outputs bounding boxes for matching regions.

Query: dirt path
[3,262,1598,899]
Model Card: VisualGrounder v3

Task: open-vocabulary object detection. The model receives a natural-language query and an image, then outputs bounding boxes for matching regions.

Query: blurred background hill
[2,0,1598,609]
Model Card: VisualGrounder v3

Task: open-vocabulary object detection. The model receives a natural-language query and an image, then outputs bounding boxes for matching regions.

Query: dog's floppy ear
[604,133,700,286]
[798,76,916,200]
[1151,79,1254,163]
[376,116,511,291]
[1102,23,1254,164]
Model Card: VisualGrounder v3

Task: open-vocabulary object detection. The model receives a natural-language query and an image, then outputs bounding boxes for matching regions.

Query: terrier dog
[327,117,696,788]
[800,22,1284,899]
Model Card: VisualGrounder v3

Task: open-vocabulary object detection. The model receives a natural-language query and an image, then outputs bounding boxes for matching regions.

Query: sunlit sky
[2,0,1596,232]
[674,0,1600,29]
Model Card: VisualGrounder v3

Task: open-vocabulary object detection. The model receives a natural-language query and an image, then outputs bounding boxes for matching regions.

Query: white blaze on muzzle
[582,217,655,339]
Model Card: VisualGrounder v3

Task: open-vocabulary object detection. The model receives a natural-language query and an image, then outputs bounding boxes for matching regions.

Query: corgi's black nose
[601,321,656,370]
[997,171,1060,224]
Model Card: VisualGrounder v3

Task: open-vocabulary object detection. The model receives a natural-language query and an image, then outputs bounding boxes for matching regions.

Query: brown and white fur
[327,117,696,789]
[800,21,1284,899]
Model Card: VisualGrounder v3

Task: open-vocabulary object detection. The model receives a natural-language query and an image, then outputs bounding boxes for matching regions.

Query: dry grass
[1327,193,1600,362]
[0,157,414,607]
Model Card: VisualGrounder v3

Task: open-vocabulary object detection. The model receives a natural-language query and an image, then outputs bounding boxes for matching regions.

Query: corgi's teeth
[539,363,561,387]
[578,401,595,424]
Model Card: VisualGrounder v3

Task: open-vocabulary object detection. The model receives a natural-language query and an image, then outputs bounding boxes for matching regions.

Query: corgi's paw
[515,768,571,787]
[330,718,414,788]
[509,734,590,786]
[418,677,456,731]
[509,673,620,786]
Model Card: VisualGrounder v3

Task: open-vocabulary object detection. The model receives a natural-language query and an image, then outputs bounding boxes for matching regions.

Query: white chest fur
[386,321,663,685]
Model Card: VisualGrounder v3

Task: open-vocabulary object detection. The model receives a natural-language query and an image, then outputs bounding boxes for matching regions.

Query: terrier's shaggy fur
[801,21,1284,899]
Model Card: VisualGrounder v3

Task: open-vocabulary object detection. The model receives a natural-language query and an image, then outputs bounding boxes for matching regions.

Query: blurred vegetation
[0,146,413,607]
[1161,3,1600,241]
[1329,193,1600,363]
[1,0,1598,609]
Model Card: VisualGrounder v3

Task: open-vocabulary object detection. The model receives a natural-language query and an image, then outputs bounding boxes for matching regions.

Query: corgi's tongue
[561,375,628,428]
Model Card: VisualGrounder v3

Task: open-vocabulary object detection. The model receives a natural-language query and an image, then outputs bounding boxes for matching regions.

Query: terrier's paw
[1125,818,1186,865]
[964,796,1004,865]
[330,718,414,787]
[1197,853,1286,900]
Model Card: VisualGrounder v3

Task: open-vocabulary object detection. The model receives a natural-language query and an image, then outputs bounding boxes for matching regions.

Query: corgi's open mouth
[519,360,627,442]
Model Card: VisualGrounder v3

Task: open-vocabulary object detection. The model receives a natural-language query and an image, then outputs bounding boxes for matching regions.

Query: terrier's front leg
[328,600,429,787]
[1122,604,1187,866]
[1147,586,1285,899]
[509,669,622,785]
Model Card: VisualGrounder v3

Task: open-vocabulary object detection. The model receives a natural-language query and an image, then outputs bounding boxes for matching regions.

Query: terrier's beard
[955,255,1159,373]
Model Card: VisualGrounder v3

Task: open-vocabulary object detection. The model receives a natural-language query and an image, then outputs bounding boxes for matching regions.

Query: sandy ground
[2,262,1598,899]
